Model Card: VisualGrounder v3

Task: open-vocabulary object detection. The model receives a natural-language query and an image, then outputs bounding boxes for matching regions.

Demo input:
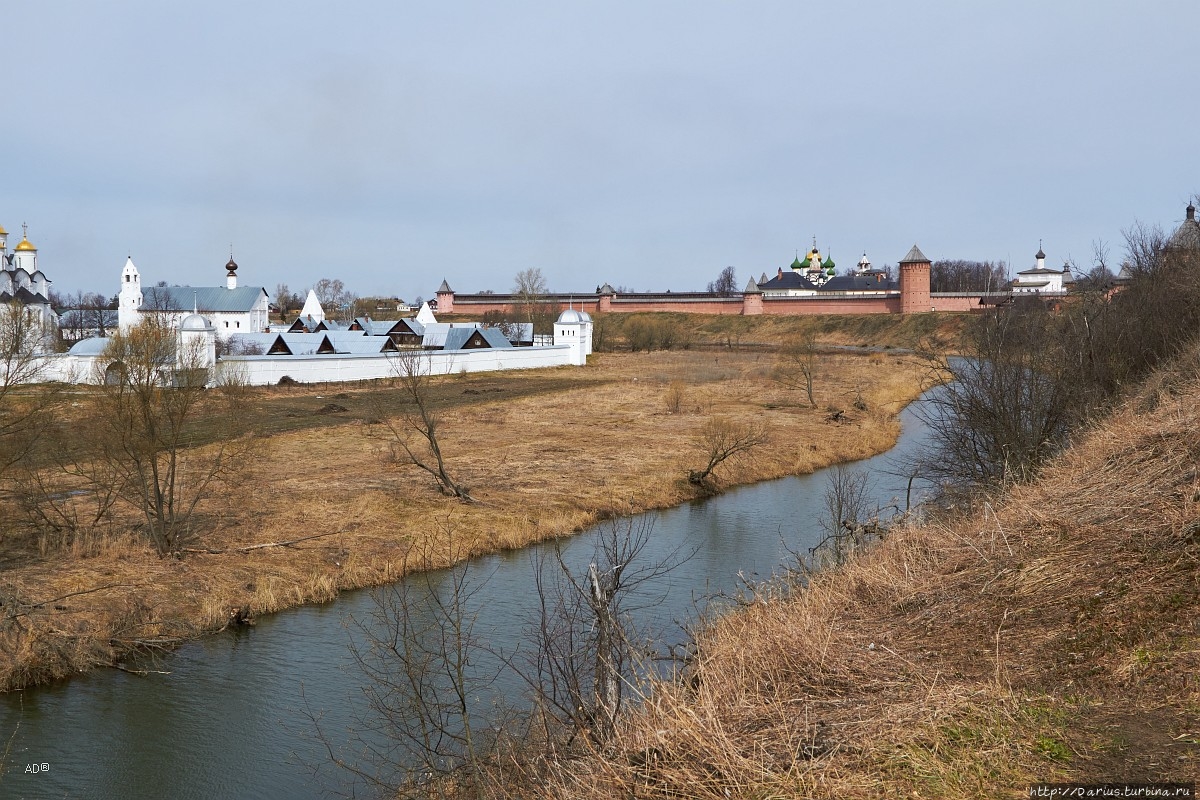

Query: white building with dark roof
[118,255,269,337]
[1011,245,1072,295]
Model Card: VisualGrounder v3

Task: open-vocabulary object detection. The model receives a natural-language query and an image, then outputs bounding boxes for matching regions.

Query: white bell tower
[118,257,143,332]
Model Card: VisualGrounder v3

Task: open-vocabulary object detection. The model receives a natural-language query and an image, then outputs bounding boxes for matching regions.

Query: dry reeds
[544,352,1200,797]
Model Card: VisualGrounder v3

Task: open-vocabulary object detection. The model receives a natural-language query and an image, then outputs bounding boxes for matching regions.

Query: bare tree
[914,304,1083,489]
[86,318,250,555]
[378,350,474,501]
[521,515,686,749]
[706,265,737,296]
[773,329,820,407]
[0,302,58,479]
[325,520,498,798]
[513,268,555,335]
[312,278,357,322]
[273,283,296,321]
[1121,221,1166,279]
[813,465,873,568]
[687,417,768,487]
[929,259,1009,293]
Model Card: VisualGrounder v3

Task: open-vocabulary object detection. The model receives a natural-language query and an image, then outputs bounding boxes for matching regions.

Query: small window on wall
[224,321,229,328]
[236,322,240,328]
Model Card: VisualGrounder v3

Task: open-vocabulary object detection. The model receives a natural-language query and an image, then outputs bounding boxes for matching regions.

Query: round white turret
[178,311,217,372]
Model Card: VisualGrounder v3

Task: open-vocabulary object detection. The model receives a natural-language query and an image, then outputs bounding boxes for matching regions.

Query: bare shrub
[773,329,820,407]
[663,380,685,414]
[377,350,473,501]
[688,417,768,488]
[83,319,252,555]
[521,515,687,749]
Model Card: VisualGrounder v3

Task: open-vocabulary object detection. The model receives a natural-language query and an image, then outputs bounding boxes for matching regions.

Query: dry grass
[0,347,927,690]
[546,348,1200,798]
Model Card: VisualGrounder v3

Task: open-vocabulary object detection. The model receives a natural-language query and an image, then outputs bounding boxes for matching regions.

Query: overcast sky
[6,2,1198,303]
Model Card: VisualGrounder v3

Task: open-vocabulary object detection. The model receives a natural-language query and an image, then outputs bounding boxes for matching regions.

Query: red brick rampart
[435,290,1000,317]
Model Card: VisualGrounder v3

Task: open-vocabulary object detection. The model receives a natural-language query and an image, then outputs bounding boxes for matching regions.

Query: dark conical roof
[743,277,762,294]
[437,279,453,293]
[899,244,930,264]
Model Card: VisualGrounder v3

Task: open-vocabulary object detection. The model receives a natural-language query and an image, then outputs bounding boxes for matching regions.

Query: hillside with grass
[543,350,1200,798]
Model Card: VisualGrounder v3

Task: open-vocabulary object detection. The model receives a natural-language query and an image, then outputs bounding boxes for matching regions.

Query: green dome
[790,256,804,270]
[798,256,812,268]
[822,255,835,269]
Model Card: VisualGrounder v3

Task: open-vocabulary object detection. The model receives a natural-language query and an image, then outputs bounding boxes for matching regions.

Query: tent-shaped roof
[899,245,930,264]
[416,303,437,325]
[299,289,325,323]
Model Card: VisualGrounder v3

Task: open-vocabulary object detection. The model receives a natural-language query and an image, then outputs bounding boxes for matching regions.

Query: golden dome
[15,237,36,252]
[0,224,7,236]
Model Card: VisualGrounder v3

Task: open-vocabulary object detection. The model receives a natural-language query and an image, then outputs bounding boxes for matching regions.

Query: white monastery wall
[38,343,579,386]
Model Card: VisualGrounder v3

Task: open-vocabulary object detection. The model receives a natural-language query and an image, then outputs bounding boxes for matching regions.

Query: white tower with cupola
[118,257,144,332]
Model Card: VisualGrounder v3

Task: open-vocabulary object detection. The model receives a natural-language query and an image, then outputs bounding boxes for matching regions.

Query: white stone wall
[216,344,578,386]
[35,344,579,386]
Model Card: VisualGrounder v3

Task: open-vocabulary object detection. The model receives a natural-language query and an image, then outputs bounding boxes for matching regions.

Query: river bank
[548,351,1200,797]
[0,347,929,690]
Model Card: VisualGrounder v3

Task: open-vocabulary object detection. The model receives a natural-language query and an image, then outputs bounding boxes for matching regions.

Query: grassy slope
[0,313,954,691]
[555,349,1200,797]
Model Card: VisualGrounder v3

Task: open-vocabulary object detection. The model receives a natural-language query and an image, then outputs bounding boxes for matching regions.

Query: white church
[118,255,270,336]
[0,223,57,329]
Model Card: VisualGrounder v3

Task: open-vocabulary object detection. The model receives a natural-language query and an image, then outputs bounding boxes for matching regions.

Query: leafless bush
[917,213,1200,491]
[773,329,819,407]
[82,319,252,555]
[688,417,768,488]
[322,520,501,798]
[377,350,473,501]
[663,381,685,414]
[518,515,688,751]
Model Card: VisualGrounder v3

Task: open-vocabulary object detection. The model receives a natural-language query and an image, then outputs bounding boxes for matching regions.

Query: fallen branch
[3,583,147,621]
[114,664,172,676]
[181,530,341,555]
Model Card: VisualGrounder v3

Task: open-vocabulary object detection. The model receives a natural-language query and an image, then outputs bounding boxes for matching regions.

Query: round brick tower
[898,244,931,314]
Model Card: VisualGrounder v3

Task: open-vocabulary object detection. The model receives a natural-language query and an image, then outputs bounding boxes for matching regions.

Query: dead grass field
[0,347,928,690]
[547,348,1200,798]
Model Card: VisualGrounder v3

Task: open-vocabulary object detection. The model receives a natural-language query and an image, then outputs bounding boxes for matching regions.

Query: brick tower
[899,244,931,314]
